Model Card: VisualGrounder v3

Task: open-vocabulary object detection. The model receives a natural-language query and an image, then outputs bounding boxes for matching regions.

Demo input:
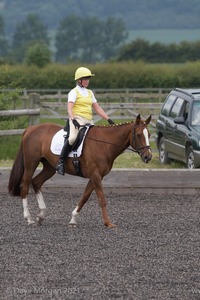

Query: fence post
[29,93,40,125]
[125,88,129,102]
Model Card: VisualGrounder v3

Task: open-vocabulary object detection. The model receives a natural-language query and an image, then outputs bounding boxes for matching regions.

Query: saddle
[71,126,90,151]
[68,124,93,176]
[50,124,91,156]
[50,123,93,176]
[63,119,92,150]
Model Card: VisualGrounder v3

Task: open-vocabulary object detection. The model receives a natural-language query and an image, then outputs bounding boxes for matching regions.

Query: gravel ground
[1,189,200,300]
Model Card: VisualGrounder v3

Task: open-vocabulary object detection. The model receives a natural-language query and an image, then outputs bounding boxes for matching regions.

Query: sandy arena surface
[1,186,200,299]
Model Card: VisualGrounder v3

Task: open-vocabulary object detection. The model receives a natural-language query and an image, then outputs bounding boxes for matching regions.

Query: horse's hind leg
[35,191,46,225]
[22,197,35,225]
[22,166,48,225]
[31,159,56,225]
[21,167,39,225]
[69,179,94,226]
[22,190,46,225]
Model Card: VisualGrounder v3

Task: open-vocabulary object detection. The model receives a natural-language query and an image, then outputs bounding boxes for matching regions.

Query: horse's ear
[136,114,141,124]
[144,115,151,125]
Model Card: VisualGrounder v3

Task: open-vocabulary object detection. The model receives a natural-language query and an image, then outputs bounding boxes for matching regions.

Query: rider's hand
[72,119,81,129]
[107,118,115,125]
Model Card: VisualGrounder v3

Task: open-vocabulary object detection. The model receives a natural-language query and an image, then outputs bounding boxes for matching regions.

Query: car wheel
[158,138,170,164]
[187,146,196,169]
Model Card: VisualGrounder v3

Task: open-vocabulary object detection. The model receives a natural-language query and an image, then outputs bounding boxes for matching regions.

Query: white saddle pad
[50,128,89,156]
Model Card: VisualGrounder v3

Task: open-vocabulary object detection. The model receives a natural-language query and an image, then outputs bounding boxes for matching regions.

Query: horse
[8,114,152,228]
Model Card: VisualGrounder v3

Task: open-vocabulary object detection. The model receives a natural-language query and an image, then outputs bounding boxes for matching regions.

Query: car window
[161,94,177,116]
[192,101,200,125]
[169,97,185,119]
[183,102,189,121]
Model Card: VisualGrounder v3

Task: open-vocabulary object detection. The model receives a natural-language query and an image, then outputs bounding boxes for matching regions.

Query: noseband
[131,124,151,157]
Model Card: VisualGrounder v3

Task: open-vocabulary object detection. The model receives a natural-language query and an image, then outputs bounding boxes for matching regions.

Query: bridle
[78,123,151,158]
[130,124,151,158]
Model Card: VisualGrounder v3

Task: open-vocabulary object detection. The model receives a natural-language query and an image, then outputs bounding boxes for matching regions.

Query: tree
[117,38,200,63]
[0,16,8,58]
[24,42,52,67]
[55,15,127,63]
[101,17,128,60]
[80,17,104,63]
[55,15,82,63]
[11,13,49,63]
[117,39,151,61]
[177,41,200,62]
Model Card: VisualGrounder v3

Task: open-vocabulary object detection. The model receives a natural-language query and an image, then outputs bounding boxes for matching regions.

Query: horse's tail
[8,143,24,196]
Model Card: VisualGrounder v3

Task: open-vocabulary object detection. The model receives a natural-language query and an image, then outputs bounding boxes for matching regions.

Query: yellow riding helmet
[74,67,95,80]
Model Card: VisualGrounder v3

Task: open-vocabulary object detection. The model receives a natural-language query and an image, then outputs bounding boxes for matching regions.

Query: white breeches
[68,115,94,145]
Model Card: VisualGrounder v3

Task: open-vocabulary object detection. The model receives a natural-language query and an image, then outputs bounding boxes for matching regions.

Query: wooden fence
[0,89,166,137]
[0,93,41,136]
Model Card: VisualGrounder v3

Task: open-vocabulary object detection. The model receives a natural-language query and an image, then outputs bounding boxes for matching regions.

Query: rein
[78,123,151,157]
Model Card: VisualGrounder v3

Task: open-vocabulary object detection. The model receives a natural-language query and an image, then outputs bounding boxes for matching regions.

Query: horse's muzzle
[140,148,152,164]
[138,146,152,164]
[143,154,152,164]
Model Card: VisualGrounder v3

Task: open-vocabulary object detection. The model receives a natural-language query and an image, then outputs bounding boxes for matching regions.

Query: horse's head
[131,114,152,164]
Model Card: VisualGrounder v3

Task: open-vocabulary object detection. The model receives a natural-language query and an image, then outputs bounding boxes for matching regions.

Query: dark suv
[156,88,200,169]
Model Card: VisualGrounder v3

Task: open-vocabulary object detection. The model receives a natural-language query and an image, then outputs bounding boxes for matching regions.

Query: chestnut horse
[8,114,152,228]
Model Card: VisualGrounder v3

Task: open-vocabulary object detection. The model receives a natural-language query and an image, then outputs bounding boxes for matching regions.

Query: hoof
[27,220,36,225]
[68,223,77,228]
[107,223,117,228]
[25,216,35,225]
[36,216,44,226]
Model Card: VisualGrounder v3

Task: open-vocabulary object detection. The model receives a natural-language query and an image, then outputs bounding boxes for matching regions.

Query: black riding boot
[56,140,72,175]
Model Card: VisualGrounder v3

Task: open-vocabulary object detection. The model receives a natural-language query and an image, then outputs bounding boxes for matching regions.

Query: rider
[56,66,115,175]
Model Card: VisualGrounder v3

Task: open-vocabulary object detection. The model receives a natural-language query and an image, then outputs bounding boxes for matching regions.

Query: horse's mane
[96,121,134,128]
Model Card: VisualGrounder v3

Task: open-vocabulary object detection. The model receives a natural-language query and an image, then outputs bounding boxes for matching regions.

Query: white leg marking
[36,191,46,210]
[22,197,35,225]
[36,191,46,222]
[69,206,79,225]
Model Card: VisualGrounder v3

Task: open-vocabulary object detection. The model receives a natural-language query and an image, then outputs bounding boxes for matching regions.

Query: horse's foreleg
[22,197,35,225]
[92,174,116,228]
[36,191,46,225]
[69,179,94,226]
[69,206,79,226]
[97,191,116,228]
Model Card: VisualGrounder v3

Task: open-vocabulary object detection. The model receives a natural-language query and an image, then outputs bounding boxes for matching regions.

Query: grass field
[113,151,185,169]
[128,29,200,44]
[0,149,185,170]
[0,118,185,169]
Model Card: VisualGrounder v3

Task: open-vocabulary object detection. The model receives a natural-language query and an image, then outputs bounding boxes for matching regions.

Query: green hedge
[0,61,200,89]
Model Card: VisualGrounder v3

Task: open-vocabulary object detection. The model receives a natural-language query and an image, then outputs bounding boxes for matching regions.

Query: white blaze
[143,128,150,146]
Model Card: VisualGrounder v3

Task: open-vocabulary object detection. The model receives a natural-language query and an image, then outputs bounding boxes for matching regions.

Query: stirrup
[56,163,65,176]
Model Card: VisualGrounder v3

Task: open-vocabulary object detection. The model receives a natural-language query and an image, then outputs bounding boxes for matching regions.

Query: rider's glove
[107,118,115,125]
[72,119,81,129]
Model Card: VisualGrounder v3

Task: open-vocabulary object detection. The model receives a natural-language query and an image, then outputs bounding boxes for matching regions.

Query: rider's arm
[67,89,77,120]
[68,102,75,120]
[92,102,110,120]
